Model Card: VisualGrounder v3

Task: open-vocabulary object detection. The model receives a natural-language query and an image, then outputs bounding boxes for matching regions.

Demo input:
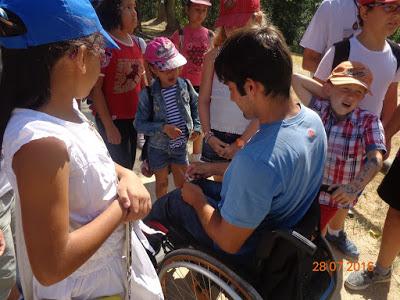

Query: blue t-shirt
[219,105,327,251]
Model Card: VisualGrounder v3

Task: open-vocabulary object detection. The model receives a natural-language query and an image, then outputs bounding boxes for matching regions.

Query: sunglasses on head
[366,2,400,13]
[0,7,26,37]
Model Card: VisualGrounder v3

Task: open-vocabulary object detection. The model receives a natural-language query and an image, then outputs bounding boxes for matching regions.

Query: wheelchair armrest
[257,229,317,260]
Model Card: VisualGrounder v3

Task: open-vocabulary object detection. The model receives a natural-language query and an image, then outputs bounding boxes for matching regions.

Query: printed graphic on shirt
[187,42,209,68]
[113,59,144,94]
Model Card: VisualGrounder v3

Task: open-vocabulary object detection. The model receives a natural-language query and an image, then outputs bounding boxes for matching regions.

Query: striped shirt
[311,97,386,209]
[162,85,188,148]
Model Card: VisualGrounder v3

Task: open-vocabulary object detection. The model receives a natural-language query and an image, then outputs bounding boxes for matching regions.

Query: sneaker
[326,230,359,259]
[345,269,392,290]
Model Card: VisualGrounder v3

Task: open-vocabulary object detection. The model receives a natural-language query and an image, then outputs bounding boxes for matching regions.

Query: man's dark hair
[96,0,123,31]
[215,25,293,99]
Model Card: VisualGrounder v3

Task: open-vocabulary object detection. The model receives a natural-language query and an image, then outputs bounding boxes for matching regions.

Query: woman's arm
[13,137,129,286]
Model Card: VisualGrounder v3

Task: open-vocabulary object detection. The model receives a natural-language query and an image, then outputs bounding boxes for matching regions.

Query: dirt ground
[137,21,400,300]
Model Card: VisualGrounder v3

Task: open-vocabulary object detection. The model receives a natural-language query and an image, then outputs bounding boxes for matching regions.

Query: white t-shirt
[0,168,11,198]
[315,37,400,116]
[300,0,360,55]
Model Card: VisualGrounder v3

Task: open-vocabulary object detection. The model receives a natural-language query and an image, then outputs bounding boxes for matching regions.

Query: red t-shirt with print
[171,26,211,87]
[101,35,144,120]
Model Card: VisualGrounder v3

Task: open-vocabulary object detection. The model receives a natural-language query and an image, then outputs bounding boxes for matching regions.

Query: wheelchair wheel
[158,248,262,300]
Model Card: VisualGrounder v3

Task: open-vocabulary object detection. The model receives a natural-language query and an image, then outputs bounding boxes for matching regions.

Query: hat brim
[190,0,212,6]
[100,28,119,49]
[330,77,372,95]
[155,53,187,71]
[215,13,253,28]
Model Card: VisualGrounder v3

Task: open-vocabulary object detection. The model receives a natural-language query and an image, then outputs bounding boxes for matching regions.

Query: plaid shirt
[311,98,386,209]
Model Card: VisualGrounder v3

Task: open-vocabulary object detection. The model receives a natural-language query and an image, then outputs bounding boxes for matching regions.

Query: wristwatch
[235,137,245,148]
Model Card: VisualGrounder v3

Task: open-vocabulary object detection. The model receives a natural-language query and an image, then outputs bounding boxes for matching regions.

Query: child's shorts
[201,129,240,163]
[320,205,339,230]
[378,156,400,211]
[148,145,188,171]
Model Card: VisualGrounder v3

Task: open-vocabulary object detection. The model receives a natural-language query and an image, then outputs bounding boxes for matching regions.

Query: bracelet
[204,131,214,144]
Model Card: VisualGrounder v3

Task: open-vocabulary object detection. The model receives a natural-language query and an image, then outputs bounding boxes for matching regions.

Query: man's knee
[387,206,400,222]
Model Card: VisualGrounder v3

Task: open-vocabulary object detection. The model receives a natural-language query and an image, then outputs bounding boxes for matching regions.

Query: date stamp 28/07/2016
[313,261,374,272]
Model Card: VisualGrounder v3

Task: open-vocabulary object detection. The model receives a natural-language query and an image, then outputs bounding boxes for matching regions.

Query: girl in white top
[0,0,162,299]
[199,0,266,177]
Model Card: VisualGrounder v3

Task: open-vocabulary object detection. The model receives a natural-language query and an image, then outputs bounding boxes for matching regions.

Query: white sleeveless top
[1,102,162,300]
[209,74,251,134]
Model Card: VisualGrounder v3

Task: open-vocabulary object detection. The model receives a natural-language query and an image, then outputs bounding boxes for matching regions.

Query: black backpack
[332,38,400,71]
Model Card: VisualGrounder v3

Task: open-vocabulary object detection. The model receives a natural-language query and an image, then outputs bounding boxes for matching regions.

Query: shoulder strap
[332,39,350,71]
[146,86,154,121]
[178,28,184,51]
[387,39,400,71]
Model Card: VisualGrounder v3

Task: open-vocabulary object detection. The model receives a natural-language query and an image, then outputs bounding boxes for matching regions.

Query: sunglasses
[0,7,27,37]
[366,2,400,13]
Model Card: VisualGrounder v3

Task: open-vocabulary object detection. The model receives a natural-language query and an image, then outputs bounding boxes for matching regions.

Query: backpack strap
[387,39,400,71]
[178,28,184,51]
[332,39,350,71]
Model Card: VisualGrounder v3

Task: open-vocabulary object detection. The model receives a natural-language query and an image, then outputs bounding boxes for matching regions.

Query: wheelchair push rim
[158,248,262,300]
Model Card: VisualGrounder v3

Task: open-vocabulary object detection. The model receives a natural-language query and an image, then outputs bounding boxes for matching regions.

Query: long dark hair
[0,11,101,151]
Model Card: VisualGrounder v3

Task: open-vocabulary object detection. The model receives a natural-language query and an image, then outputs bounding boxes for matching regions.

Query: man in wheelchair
[146,26,332,299]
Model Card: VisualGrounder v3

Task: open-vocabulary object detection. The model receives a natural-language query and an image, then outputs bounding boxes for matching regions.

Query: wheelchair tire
[158,248,262,300]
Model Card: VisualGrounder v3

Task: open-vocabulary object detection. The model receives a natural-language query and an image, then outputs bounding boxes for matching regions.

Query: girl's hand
[189,131,201,141]
[105,123,121,145]
[117,169,152,222]
[208,136,228,157]
[220,143,240,160]
[331,183,358,206]
[163,124,182,139]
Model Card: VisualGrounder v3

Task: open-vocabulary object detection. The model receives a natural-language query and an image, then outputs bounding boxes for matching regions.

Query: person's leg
[326,208,359,259]
[128,120,137,169]
[146,189,215,247]
[319,205,338,236]
[154,167,170,199]
[170,164,186,189]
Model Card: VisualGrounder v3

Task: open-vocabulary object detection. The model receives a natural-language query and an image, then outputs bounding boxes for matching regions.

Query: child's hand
[105,123,121,145]
[163,124,182,139]
[331,183,359,206]
[189,131,201,141]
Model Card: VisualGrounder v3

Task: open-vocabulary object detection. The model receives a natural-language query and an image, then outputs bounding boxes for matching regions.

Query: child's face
[120,0,138,34]
[186,4,208,27]
[361,2,400,36]
[152,66,181,88]
[328,83,367,118]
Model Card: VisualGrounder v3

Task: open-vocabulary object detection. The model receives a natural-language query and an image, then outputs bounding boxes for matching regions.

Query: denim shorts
[148,145,188,171]
[201,129,240,163]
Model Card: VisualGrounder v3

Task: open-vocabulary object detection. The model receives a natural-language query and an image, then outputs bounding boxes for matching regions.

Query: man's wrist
[204,130,214,144]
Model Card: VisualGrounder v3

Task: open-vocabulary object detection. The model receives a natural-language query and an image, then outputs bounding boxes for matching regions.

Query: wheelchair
[155,198,339,300]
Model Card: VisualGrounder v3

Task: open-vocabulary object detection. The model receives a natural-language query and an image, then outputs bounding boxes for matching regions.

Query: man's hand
[181,182,207,208]
[0,229,5,256]
[220,143,240,160]
[189,131,201,141]
[105,123,121,145]
[163,124,182,139]
[186,162,215,179]
[330,183,358,206]
[117,169,152,221]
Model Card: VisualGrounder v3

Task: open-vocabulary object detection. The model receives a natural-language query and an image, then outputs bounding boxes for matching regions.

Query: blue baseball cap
[0,0,118,49]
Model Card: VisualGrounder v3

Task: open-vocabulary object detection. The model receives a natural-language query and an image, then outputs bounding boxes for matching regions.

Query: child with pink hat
[134,37,201,198]
[198,0,267,181]
[170,0,214,163]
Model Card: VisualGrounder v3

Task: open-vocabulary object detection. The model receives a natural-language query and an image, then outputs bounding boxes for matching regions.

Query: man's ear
[75,45,88,75]
[358,5,368,23]
[244,78,256,96]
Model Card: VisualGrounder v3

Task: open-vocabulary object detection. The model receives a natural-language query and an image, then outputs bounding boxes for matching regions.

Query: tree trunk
[165,0,179,32]
[155,0,167,24]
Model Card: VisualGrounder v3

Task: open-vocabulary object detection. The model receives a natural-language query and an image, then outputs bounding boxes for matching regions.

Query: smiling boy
[292,61,386,244]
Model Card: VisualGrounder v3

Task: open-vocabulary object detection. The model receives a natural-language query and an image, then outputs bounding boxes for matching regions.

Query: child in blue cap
[0,0,162,299]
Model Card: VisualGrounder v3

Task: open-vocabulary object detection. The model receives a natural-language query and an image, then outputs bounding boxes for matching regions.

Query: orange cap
[328,61,373,95]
